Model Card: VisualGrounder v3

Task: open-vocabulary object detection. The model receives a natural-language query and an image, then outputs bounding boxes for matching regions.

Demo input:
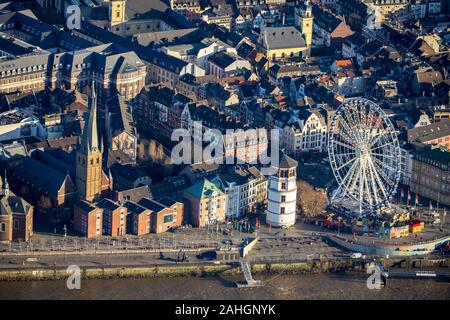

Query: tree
[296,180,328,218]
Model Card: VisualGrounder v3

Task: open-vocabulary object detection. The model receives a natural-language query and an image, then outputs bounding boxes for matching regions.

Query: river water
[0,273,448,300]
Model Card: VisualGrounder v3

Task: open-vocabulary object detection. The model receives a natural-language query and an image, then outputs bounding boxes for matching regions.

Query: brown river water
[0,273,449,300]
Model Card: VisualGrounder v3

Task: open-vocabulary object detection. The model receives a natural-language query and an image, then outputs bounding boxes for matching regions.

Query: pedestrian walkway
[236,259,263,288]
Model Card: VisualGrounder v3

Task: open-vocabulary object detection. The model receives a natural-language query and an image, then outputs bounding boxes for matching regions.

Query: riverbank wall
[0,257,448,281]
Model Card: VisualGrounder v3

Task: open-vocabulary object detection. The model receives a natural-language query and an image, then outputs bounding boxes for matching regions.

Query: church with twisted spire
[76,83,104,202]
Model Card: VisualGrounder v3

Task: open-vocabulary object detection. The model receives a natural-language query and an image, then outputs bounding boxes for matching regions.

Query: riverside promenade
[1,221,449,281]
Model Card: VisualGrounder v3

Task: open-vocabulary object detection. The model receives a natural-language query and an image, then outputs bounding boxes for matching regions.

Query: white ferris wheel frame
[327,98,401,214]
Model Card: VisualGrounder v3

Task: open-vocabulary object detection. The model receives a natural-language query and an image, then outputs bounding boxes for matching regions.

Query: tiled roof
[117,186,152,204]
[208,51,238,69]
[414,147,450,168]
[96,198,120,211]
[262,26,306,50]
[138,197,166,213]
[110,163,149,183]
[279,152,298,169]
[75,200,97,213]
[408,119,450,142]
[13,157,71,193]
[124,201,148,215]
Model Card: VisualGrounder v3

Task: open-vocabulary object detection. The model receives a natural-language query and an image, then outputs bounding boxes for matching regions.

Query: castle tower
[266,153,298,228]
[297,1,313,48]
[108,0,127,26]
[76,82,103,202]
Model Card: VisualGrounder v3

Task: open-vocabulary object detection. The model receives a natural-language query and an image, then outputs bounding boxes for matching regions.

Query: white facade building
[266,153,298,228]
[400,143,414,186]
[212,166,267,218]
[281,109,328,156]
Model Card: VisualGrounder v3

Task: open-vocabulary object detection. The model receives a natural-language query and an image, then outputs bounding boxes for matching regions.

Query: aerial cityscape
[0,0,449,304]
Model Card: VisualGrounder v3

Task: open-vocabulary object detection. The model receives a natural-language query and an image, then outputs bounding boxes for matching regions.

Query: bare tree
[296,180,328,218]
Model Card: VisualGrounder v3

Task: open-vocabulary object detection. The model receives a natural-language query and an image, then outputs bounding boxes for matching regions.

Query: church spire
[80,81,99,154]
[2,171,9,198]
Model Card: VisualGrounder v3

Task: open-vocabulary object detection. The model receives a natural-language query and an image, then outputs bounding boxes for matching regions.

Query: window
[163,215,173,223]
[280,207,285,214]
[0,223,5,232]
[281,183,286,190]
[281,195,286,202]
[116,12,120,18]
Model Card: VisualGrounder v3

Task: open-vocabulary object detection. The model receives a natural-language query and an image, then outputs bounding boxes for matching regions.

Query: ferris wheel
[328,98,401,214]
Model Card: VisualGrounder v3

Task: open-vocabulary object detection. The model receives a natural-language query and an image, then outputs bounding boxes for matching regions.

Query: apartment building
[211,166,267,218]
[124,201,151,236]
[281,108,328,156]
[183,178,226,227]
[410,147,450,206]
[96,198,127,237]
[73,200,103,238]
[138,197,183,233]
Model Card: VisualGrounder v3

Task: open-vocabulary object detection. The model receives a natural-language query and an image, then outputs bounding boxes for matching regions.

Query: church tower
[76,83,103,203]
[1,172,10,198]
[297,1,313,48]
[108,0,127,26]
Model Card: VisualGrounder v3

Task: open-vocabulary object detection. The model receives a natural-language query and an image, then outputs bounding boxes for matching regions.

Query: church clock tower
[76,83,103,202]
[108,0,127,26]
[296,1,313,49]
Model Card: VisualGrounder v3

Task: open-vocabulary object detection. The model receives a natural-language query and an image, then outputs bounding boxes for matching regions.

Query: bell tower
[76,82,103,202]
[297,1,313,48]
[108,0,127,26]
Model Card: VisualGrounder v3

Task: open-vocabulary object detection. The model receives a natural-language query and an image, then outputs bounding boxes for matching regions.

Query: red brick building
[124,202,151,236]
[96,199,127,237]
[0,176,33,242]
[73,201,102,238]
[138,197,183,233]
[10,156,77,224]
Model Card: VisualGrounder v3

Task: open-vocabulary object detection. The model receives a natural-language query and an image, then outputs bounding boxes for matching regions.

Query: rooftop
[124,201,148,215]
[184,178,224,199]
[138,197,167,213]
[0,108,38,125]
[408,119,450,142]
[414,147,450,169]
[262,26,306,50]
